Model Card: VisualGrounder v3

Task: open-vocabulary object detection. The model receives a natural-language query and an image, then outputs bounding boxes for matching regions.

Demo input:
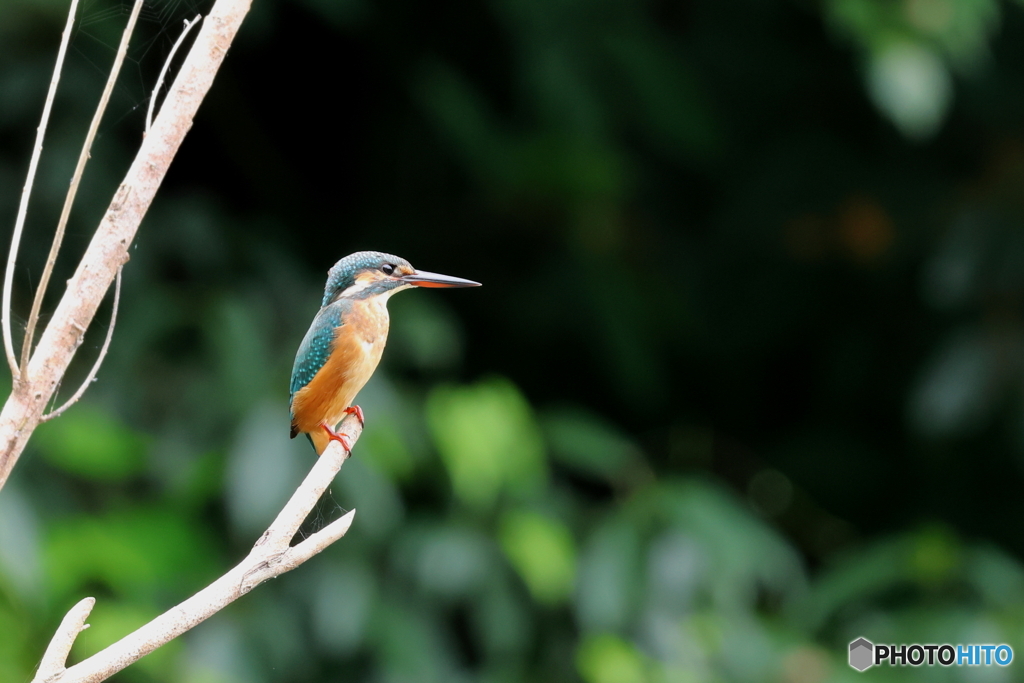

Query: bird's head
[322,251,480,307]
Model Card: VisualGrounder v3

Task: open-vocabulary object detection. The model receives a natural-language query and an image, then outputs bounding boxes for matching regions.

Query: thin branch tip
[146,13,203,132]
[2,0,81,380]
[41,267,122,422]
[19,0,144,374]
[34,596,98,682]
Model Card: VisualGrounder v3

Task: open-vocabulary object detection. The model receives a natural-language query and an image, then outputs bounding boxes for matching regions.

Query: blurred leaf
[388,294,465,373]
[967,545,1024,609]
[172,448,226,509]
[792,528,967,631]
[225,402,307,537]
[543,407,639,480]
[0,602,30,682]
[369,601,457,683]
[71,600,181,677]
[575,516,641,631]
[576,633,647,683]
[33,406,147,481]
[427,377,547,510]
[416,61,505,183]
[920,209,986,310]
[827,0,1000,66]
[308,559,377,655]
[867,41,952,139]
[336,455,405,540]
[605,34,723,161]
[418,59,628,204]
[499,509,576,605]
[824,0,1002,139]
[45,508,219,601]
[715,613,778,682]
[208,295,271,414]
[645,530,703,616]
[0,483,41,600]
[179,619,253,683]
[910,526,961,585]
[246,591,307,675]
[471,574,532,658]
[513,133,627,202]
[402,524,494,599]
[655,481,806,613]
[360,417,416,481]
[908,327,1001,438]
[522,40,607,135]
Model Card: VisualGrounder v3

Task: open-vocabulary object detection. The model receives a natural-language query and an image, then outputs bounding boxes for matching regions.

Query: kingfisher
[289,251,480,455]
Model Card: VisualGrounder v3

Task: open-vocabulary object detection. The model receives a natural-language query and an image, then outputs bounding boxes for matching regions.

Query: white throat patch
[337,277,413,301]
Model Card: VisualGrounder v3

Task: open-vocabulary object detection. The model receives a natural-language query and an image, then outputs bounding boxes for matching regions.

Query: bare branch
[147,15,203,134]
[279,510,358,567]
[0,0,254,493]
[33,417,363,683]
[34,598,95,682]
[2,0,81,380]
[40,267,122,423]
[20,0,145,375]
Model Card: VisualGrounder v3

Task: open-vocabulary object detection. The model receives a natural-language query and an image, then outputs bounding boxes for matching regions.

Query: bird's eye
[381,264,396,275]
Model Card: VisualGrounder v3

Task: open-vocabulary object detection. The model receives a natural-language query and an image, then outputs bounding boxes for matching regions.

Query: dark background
[2,0,1024,681]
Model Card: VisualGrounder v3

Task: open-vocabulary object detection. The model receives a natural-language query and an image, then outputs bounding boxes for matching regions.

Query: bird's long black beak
[400,270,481,288]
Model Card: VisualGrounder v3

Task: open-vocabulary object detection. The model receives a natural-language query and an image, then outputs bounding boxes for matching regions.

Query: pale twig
[0,0,254,492]
[34,598,95,682]
[40,267,122,423]
[146,15,203,133]
[31,418,362,683]
[2,0,81,380]
[19,0,144,376]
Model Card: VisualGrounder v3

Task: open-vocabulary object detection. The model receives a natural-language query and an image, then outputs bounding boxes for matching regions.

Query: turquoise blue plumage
[289,300,347,437]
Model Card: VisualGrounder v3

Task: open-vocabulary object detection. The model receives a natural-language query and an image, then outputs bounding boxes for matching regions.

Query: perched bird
[290,251,480,455]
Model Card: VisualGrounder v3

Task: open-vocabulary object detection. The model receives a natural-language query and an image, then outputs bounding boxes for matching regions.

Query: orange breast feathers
[290,299,390,454]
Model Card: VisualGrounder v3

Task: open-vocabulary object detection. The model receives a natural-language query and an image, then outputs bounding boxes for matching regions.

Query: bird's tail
[307,428,330,456]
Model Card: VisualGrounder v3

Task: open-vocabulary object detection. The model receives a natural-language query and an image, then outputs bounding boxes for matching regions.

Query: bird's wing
[289,301,345,402]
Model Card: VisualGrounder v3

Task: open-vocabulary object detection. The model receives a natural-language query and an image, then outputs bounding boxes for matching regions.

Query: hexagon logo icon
[849,637,874,671]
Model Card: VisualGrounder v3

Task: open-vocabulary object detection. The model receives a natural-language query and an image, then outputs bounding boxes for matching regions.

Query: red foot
[344,404,365,427]
[321,423,352,454]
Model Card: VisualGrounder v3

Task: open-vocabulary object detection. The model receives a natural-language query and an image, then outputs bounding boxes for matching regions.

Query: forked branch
[19,0,144,375]
[0,0,254,492]
[2,0,81,379]
[33,418,362,683]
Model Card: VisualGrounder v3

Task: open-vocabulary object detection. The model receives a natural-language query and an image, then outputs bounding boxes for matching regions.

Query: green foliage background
[3,0,1024,681]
